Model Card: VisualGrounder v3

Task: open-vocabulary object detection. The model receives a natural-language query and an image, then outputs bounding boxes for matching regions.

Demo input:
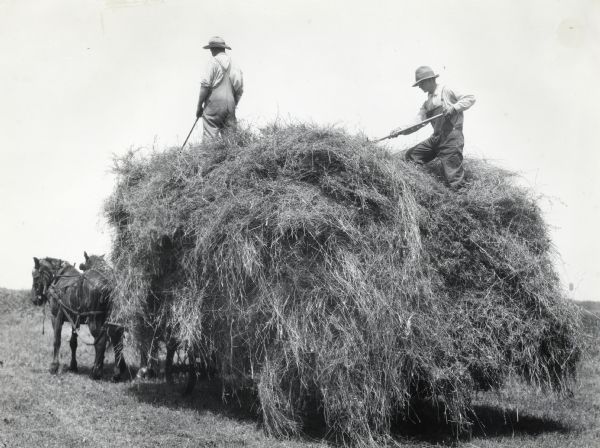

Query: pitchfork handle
[180,117,200,151]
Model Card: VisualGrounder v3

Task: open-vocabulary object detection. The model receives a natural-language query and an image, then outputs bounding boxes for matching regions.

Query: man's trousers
[405,128,465,188]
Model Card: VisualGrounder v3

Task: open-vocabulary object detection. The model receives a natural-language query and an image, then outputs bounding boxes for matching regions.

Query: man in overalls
[393,66,476,189]
[196,36,244,139]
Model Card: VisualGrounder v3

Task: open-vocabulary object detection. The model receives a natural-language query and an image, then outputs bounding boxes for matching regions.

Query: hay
[105,123,582,446]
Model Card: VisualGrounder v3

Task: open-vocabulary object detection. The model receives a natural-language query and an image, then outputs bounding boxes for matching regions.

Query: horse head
[79,251,107,272]
[31,256,70,306]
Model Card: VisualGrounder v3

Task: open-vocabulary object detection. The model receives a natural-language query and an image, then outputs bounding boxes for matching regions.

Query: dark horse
[31,256,128,381]
[80,250,197,393]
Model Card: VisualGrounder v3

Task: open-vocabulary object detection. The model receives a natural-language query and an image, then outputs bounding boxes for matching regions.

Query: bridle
[34,261,76,305]
[33,266,54,304]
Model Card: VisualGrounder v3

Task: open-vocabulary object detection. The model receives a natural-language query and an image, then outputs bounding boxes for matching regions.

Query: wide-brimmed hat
[203,36,231,50]
[412,66,439,87]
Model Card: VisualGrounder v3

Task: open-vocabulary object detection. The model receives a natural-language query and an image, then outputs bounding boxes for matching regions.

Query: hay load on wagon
[104,124,582,445]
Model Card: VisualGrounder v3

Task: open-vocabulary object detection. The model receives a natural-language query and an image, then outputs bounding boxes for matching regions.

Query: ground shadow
[470,404,570,437]
[126,373,259,424]
[391,402,571,445]
[55,361,135,382]
[126,377,574,447]
[127,376,344,446]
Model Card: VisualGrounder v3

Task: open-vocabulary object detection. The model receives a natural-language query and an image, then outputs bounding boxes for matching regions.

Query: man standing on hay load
[196,36,244,140]
[392,66,475,189]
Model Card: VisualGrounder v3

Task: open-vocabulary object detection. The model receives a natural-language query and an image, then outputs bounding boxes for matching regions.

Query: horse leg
[108,325,128,382]
[165,334,177,385]
[91,325,108,380]
[49,312,63,374]
[148,340,160,378]
[136,320,159,380]
[137,346,149,380]
[68,328,78,372]
[184,345,197,396]
[136,341,154,380]
[137,340,159,379]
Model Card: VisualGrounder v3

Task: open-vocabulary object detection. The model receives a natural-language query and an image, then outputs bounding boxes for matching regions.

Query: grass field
[1,288,599,448]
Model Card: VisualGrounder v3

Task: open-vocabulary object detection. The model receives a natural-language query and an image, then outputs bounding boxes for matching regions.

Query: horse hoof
[136,367,156,380]
[90,369,102,380]
[49,363,59,374]
[112,374,121,383]
[68,364,78,373]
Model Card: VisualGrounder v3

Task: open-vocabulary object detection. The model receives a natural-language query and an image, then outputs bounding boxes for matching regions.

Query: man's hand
[443,104,455,116]
[196,106,203,119]
[391,125,410,136]
[390,121,423,137]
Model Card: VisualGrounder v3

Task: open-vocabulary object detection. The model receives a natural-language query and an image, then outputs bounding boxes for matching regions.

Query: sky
[1,0,599,300]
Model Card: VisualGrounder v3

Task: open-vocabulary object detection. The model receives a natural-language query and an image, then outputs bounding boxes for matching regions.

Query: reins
[42,301,46,335]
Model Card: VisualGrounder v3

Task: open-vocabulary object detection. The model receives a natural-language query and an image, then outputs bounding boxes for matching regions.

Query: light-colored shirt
[201,53,244,103]
[416,84,475,133]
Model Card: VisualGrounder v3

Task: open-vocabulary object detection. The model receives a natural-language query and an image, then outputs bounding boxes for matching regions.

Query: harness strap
[57,298,107,347]
[59,300,80,332]
[51,281,106,330]
[45,270,109,344]
[42,302,46,335]
[58,298,106,320]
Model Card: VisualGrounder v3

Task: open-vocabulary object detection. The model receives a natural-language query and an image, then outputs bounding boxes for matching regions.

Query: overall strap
[437,85,459,135]
[215,57,235,92]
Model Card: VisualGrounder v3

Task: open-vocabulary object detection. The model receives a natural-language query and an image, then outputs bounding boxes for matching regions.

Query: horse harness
[46,269,107,336]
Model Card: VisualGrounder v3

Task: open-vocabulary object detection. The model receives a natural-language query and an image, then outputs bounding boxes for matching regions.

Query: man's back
[201,52,244,103]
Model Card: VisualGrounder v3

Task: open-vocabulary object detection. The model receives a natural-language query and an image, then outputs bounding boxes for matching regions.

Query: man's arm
[197,58,218,118]
[234,85,243,106]
[233,67,244,106]
[196,86,210,118]
[446,87,476,113]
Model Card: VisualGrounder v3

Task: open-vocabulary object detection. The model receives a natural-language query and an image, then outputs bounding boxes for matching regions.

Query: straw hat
[412,66,439,87]
[203,36,231,50]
